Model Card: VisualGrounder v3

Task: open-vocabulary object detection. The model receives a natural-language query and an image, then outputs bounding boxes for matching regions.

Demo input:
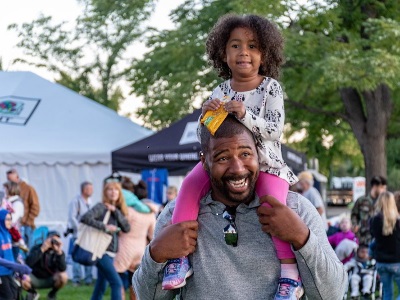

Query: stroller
[343,257,382,300]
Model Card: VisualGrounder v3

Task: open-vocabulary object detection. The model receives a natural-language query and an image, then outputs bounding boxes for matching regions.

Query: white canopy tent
[0,71,151,228]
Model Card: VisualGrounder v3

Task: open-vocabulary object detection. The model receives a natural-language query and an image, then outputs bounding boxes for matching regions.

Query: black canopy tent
[112,109,307,176]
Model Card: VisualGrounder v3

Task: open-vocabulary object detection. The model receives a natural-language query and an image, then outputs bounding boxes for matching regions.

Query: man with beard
[132,115,347,299]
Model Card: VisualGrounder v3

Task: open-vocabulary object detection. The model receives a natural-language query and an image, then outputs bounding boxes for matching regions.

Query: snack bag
[201,95,230,135]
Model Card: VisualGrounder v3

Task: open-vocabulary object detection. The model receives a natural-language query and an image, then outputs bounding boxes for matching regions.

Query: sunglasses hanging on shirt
[223,206,238,247]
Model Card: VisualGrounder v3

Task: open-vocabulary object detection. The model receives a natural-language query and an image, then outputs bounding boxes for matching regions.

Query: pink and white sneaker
[274,277,304,300]
[162,256,193,290]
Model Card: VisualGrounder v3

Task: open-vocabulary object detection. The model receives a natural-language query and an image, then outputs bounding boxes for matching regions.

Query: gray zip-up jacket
[133,191,347,300]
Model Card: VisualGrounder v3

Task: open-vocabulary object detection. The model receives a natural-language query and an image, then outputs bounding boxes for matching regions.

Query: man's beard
[211,173,257,205]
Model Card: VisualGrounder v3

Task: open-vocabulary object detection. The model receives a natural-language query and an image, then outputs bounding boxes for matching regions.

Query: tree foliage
[283,0,400,188]
[8,0,155,111]
[132,0,400,189]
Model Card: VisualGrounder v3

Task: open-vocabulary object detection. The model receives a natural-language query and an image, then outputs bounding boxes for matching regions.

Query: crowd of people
[0,167,170,300]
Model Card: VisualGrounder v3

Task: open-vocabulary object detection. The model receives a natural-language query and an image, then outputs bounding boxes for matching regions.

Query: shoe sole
[162,268,194,290]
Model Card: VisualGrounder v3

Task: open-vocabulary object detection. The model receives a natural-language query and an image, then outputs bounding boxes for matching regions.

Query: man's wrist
[149,243,166,263]
[291,228,310,250]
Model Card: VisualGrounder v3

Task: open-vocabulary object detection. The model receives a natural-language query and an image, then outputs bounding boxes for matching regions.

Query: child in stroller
[344,244,377,300]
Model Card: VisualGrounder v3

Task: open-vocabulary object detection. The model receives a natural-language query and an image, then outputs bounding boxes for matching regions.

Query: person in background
[351,175,387,246]
[67,181,94,287]
[166,186,178,203]
[328,216,358,263]
[121,177,151,214]
[0,209,32,300]
[370,191,400,300]
[2,181,29,258]
[114,182,156,300]
[6,169,40,248]
[343,244,376,299]
[297,171,327,230]
[24,231,67,300]
[135,180,163,216]
[80,181,130,300]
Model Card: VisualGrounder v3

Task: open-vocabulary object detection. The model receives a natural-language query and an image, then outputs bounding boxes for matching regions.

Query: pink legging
[172,161,295,259]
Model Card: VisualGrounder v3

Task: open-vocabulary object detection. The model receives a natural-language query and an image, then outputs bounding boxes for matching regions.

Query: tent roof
[112,109,307,175]
[0,71,152,164]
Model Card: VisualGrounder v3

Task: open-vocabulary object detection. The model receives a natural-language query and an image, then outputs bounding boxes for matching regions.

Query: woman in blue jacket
[0,209,31,299]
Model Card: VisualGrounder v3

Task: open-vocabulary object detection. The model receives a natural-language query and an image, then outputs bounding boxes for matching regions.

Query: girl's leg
[172,161,210,224]
[256,172,302,299]
[256,172,294,261]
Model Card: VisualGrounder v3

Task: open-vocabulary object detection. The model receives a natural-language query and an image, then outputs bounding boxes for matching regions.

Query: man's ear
[200,155,209,172]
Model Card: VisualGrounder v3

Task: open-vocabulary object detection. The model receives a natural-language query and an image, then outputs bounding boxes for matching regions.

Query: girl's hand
[104,203,116,212]
[202,98,222,116]
[224,100,246,119]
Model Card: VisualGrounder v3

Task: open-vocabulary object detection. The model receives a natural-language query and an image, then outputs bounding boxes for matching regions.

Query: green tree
[8,0,155,111]
[283,0,400,190]
[132,0,400,191]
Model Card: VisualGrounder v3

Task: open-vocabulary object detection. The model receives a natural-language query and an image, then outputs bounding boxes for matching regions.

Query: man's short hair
[47,230,61,238]
[200,114,255,153]
[370,175,387,187]
[80,181,92,192]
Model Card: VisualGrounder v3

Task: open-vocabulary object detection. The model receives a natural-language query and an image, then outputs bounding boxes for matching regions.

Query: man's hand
[257,196,310,250]
[149,221,198,263]
[51,236,63,255]
[40,238,52,253]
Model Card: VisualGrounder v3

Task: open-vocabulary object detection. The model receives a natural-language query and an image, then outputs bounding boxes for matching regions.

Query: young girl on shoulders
[162,14,301,300]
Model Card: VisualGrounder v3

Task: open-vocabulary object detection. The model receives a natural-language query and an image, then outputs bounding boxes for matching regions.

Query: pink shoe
[162,256,193,290]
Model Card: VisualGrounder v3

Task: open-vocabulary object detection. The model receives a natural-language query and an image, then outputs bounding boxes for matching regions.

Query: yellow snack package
[200,95,230,135]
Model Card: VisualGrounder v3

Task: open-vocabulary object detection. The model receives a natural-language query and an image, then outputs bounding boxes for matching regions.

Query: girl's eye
[249,45,257,49]
[231,44,239,48]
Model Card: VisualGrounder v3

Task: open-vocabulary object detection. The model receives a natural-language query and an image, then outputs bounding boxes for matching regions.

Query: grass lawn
[21,281,130,300]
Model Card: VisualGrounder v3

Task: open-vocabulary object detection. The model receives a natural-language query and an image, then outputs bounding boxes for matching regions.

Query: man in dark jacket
[351,176,387,245]
[23,231,67,300]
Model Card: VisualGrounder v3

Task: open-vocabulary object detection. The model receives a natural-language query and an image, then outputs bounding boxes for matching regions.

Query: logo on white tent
[0,96,40,126]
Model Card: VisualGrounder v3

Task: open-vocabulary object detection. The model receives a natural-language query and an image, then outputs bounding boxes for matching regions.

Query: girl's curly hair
[206,14,284,80]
